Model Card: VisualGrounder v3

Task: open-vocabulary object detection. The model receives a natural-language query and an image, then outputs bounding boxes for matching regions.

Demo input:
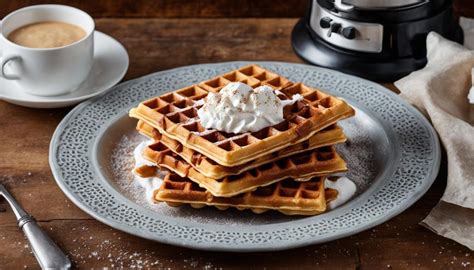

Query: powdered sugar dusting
[110,131,293,224]
[336,115,379,193]
[110,134,160,210]
[109,131,304,224]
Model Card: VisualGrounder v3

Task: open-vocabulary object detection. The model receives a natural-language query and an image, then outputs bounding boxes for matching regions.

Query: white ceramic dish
[0,5,95,96]
[0,31,129,108]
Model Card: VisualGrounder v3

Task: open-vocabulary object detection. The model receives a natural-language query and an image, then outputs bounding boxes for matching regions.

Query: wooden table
[0,18,472,270]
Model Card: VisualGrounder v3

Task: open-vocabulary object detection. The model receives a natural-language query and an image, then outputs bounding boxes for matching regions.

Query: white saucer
[0,31,129,108]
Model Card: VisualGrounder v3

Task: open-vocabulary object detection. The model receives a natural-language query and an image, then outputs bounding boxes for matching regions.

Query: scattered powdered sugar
[110,133,158,210]
[111,134,208,220]
[68,234,162,268]
[336,113,381,194]
[9,225,471,268]
[110,131,304,225]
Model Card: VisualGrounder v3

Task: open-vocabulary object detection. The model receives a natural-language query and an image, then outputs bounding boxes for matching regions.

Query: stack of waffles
[130,64,355,215]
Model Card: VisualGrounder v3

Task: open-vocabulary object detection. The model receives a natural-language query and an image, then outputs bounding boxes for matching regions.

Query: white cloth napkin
[394,31,474,250]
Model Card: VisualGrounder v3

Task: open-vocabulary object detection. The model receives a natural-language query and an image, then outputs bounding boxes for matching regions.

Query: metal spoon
[0,184,71,269]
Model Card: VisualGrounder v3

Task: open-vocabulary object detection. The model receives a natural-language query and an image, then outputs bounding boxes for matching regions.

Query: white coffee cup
[0,5,94,96]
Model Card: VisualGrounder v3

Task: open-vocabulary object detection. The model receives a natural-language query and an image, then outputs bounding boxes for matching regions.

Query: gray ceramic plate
[49,61,440,252]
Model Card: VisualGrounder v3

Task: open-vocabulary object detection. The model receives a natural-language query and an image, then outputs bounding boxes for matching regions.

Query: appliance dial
[309,1,383,53]
[342,26,356,39]
[327,23,341,37]
[320,17,332,29]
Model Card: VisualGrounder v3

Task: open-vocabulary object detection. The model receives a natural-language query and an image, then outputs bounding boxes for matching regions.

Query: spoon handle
[0,184,71,269]
[19,215,72,270]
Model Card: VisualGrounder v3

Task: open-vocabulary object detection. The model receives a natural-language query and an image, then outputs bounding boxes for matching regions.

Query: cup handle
[0,55,21,80]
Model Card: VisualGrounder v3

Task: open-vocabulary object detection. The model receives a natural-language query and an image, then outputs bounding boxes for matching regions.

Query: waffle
[141,143,347,197]
[134,163,157,178]
[136,120,347,179]
[198,64,292,92]
[153,173,338,215]
[129,64,355,167]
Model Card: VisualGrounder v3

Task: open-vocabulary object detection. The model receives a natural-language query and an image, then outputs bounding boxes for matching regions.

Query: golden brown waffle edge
[129,64,355,167]
[140,142,347,197]
[153,173,338,215]
[137,120,347,179]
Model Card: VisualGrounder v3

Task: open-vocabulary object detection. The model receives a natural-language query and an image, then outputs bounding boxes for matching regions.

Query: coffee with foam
[8,21,86,48]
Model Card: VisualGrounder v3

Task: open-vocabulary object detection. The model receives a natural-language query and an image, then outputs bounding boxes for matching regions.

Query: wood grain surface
[0,18,472,270]
[0,0,307,18]
[0,0,473,18]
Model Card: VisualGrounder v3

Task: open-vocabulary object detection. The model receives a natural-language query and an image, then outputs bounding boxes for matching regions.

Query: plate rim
[49,61,441,252]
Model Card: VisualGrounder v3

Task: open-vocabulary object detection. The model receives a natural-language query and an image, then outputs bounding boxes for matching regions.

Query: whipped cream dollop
[469,88,474,104]
[467,68,474,104]
[133,140,156,168]
[197,82,303,133]
[325,177,357,210]
[133,141,163,202]
[469,68,474,104]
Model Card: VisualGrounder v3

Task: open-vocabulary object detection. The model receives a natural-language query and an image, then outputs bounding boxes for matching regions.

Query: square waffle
[153,174,338,215]
[136,120,347,179]
[199,64,292,92]
[140,143,347,197]
[129,64,355,167]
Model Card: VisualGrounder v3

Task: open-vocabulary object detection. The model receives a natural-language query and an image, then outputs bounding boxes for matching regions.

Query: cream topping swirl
[197,82,302,133]
[325,177,356,210]
[132,140,163,202]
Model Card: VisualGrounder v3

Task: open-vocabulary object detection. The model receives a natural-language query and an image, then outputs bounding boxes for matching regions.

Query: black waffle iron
[291,0,463,81]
